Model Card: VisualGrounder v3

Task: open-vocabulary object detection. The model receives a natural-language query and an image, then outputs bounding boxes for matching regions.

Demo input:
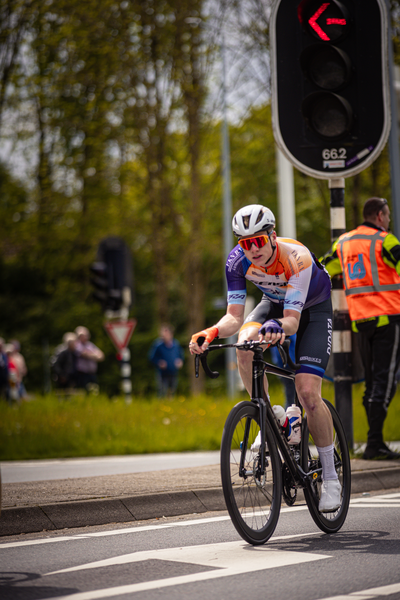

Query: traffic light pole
[329,178,353,450]
[120,347,132,405]
[386,0,400,240]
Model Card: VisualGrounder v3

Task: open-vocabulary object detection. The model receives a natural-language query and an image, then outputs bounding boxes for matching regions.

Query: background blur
[1,0,400,398]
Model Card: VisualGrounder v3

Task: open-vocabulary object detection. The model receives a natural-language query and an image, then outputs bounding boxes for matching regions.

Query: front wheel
[220,401,282,545]
[300,399,351,533]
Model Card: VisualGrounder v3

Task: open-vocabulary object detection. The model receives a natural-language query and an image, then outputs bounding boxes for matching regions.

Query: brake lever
[277,338,301,371]
[194,348,220,379]
[277,340,289,367]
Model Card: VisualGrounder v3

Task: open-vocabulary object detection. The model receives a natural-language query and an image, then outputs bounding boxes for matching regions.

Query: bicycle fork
[239,348,268,482]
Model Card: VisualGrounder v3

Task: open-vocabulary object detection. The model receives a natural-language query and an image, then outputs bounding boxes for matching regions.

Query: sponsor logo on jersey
[300,356,322,364]
[285,299,304,308]
[327,318,332,355]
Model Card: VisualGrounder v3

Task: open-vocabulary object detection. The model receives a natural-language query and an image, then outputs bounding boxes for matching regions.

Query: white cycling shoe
[251,431,267,452]
[319,479,342,513]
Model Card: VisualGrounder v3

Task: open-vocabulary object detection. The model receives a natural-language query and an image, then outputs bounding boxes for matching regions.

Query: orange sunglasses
[238,234,270,251]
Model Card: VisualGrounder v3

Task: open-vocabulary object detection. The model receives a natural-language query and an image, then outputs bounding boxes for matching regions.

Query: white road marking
[1,492,399,551]
[0,505,309,549]
[42,540,329,599]
[350,492,400,508]
[349,503,400,508]
[318,581,400,599]
[46,534,323,576]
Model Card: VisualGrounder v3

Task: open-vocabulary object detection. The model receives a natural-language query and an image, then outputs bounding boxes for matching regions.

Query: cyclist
[189,204,340,512]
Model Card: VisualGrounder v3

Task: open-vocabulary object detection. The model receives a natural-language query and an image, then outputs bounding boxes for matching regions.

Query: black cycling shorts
[241,295,333,378]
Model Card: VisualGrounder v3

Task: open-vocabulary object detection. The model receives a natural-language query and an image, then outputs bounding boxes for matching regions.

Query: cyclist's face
[241,232,276,265]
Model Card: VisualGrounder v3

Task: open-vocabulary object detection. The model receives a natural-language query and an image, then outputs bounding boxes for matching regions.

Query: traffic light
[90,261,109,310]
[270,0,391,179]
[90,237,133,315]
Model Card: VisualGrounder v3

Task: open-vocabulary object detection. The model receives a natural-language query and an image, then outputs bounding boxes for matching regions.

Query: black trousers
[357,319,400,446]
[357,320,400,409]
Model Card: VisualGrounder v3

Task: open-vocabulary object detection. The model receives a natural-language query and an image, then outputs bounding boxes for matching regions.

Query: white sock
[316,443,338,481]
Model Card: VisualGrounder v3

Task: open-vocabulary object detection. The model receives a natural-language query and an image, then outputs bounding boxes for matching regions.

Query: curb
[0,488,226,537]
[1,466,400,537]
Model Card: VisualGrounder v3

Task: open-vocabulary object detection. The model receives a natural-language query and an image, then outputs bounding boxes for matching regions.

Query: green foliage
[0,393,238,459]
[0,0,397,397]
[1,384,399,460]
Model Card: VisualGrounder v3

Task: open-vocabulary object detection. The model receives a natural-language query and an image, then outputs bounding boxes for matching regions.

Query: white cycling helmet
[232,204,275,238]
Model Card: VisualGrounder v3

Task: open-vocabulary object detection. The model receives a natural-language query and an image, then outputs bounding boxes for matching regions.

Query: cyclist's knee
[295,375,322,413]
[236,346,252,370]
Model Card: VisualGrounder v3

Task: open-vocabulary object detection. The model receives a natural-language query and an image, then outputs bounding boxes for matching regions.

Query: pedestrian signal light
[270,0,391,179]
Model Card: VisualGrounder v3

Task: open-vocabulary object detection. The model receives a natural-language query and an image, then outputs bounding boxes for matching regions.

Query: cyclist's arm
[216,304,245,338]
[258,309,300,345]
[281,309,301,335]
[189,304,244,354]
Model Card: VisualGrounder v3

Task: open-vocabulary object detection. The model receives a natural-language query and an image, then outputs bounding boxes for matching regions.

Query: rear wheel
[220,401,282,545]
[300,399,351,533]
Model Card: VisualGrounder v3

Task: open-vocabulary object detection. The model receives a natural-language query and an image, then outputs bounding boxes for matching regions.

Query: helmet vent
[256,209,264,225]
[242,216,250,229]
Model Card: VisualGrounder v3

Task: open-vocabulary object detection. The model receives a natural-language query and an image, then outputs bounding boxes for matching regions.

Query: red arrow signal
[308,2,348,42]
[309,3,330,41]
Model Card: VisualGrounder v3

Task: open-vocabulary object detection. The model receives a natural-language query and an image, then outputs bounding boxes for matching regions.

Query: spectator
[269,334,297,409]
[74,326,105,392]
[0,338,9,401]
[9,340,27,400]
[4,344,20,403]
[51,332,78,390]
[322,197,400,460]
[149,324,184,397]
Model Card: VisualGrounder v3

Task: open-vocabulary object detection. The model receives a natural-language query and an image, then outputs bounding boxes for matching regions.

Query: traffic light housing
[90,237,133,315]
[90,261,109,309]
[270,0,391,179]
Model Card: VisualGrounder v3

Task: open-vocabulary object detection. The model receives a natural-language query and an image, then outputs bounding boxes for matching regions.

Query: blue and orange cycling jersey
[226,238,331,312]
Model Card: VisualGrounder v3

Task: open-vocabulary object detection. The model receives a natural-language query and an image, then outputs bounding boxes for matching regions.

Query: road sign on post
[270,0,391,180]
[104,319,137,403]
[104,319,137,351]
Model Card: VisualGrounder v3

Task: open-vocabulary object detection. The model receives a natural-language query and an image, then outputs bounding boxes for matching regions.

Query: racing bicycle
[195,339,351,545]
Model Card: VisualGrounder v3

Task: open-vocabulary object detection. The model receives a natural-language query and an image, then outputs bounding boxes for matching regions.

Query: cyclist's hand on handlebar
[189,326,219,354]
[258,319,286,345]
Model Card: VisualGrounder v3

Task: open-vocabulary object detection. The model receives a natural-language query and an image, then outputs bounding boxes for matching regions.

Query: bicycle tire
[300,399,351,533]
[220,401,282,545]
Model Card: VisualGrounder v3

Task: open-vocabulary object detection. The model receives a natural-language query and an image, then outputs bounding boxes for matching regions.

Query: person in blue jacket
[149,324,184,397]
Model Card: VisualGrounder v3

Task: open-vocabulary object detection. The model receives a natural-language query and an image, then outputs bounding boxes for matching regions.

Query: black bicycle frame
[194,340,322,494]
[248,347,311,489]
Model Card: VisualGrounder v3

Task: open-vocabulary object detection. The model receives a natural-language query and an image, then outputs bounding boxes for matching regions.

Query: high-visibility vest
[336,225,400,321]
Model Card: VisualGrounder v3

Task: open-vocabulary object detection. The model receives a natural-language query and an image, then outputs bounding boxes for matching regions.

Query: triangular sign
[104,319,137,350]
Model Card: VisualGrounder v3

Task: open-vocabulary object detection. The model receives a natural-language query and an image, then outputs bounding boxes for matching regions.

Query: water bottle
[272,405,291,439]
[286,404,302,445]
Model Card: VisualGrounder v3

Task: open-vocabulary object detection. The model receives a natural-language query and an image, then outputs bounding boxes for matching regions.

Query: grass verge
[1,381,399,460]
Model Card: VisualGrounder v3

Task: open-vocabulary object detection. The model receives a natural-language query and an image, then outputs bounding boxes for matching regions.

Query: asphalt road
[1,489,400,600]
